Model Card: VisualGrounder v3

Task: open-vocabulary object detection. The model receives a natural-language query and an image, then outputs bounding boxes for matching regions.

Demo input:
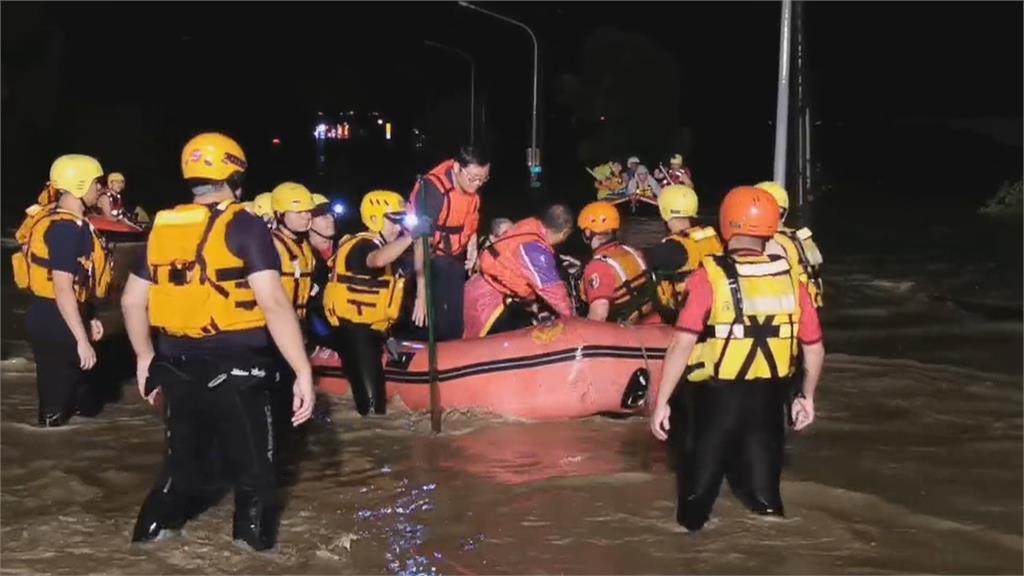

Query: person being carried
[649,185,825,533]
[323,190,422,415]
[464,204,576,338]
[644,185,723,324]
[578,201,655,324]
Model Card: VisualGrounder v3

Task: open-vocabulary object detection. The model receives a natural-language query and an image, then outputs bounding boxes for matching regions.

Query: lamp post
[457,1,540,184]
[772,0,793,188]
[424,40,475,145]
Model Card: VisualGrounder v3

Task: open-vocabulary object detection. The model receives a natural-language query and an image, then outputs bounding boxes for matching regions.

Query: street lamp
[424,40,476,145]
[457,1,540,184]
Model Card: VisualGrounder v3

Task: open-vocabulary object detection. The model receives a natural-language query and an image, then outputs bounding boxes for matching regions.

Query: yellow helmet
[180,132,247,181]
[107,172,125,184]
[658,184,699,221]
[670,154,683,167]
[271,182,315,213]
[252,192,274,218]
[578,201,621,234]
[754,181,790,212]
[50,154,104,198]
[360,189,406,233]
[312,193,330,207]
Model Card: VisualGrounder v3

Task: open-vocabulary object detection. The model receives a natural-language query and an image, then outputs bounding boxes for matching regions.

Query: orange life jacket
[409,159,480,257]
[479,217,551,301]
[583,242,655,323]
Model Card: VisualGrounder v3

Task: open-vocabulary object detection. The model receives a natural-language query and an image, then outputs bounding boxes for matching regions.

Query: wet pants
[676,378,787,531]
[132,352,279,550]
[30,339,86,426]
[426,255,466,342]
[335,323,386,416]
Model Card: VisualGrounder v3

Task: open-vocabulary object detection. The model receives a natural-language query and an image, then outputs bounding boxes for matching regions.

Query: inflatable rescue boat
[312,318,675,420]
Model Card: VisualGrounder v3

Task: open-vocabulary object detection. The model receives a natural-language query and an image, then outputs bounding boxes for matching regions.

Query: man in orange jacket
[408,146,488,341]
[464,204,576,338]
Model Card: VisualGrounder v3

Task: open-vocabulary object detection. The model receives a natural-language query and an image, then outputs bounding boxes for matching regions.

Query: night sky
[2,1,1021,226]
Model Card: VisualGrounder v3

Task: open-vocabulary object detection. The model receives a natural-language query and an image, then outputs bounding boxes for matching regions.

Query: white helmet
[626,156,640,166]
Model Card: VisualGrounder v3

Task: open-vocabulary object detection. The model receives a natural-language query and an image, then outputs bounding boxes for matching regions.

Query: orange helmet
[719,186,780,241]
[577,201,620,234]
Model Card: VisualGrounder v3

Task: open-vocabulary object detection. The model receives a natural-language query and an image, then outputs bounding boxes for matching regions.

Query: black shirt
[344,236,383,278]
[132,206,282,355]
[26,219,95,343]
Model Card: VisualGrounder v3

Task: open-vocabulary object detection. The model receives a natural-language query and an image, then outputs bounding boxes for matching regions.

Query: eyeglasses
[459,168,490,186]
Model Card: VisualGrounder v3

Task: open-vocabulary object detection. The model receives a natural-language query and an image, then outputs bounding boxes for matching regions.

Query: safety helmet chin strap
[276,213,310,238]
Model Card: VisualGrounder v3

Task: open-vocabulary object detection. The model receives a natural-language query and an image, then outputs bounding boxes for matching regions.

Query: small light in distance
[331,202,345,216]
[272,137,282,145]
[385,122,392,140]
[377,118,384,126]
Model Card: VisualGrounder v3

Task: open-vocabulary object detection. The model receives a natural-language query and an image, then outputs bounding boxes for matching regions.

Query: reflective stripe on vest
[698,253,801,382]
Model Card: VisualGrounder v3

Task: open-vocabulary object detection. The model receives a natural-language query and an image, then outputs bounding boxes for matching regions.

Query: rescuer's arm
[121,273,156,403]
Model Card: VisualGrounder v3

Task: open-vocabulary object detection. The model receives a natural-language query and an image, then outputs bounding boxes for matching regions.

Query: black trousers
[428,255,466,342]
[30,339,86,425]
[133,351,278,547]
[335,323,386,416]
[675,378,788,531]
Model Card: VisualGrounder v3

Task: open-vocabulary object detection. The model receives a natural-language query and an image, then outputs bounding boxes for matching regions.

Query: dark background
[3,1,1021,231]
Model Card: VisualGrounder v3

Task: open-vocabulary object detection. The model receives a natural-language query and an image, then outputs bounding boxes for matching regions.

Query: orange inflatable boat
[312,318,675,420]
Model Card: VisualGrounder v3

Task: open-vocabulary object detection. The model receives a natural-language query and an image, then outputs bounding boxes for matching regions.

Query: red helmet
[719,186,780,241]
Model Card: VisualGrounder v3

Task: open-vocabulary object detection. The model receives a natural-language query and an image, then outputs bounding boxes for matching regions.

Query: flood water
[1,212,1021,574]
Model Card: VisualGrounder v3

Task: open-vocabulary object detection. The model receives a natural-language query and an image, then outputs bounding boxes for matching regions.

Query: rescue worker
[95,172,143,230]
[307,193,338,348]
[656,154,695,188]
[409,146,488,341]
[650,186,825,532]
[626,165,661,200]
[643,185,724,324]
[756,181,824,308]
[251,191,274,227]
[269,182,316,320]
[120,132,315,551]
[578,201,655,324]
[323,190,420,415]
[98,172,127,219]
[464,204,576,338]
[12,154,111,427]
[37,180,60,204]
[268,182,316,476]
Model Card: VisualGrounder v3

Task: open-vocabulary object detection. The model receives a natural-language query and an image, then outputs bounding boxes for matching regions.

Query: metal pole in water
[773,0,793,187]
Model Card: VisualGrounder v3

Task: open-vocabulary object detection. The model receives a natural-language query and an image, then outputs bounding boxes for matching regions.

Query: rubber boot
[37,410,69,428]
[131,483,186,542]
[232,492,278,551]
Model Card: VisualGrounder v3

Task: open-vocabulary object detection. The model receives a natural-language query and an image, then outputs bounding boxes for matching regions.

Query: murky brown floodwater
[2,216,1021,574]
